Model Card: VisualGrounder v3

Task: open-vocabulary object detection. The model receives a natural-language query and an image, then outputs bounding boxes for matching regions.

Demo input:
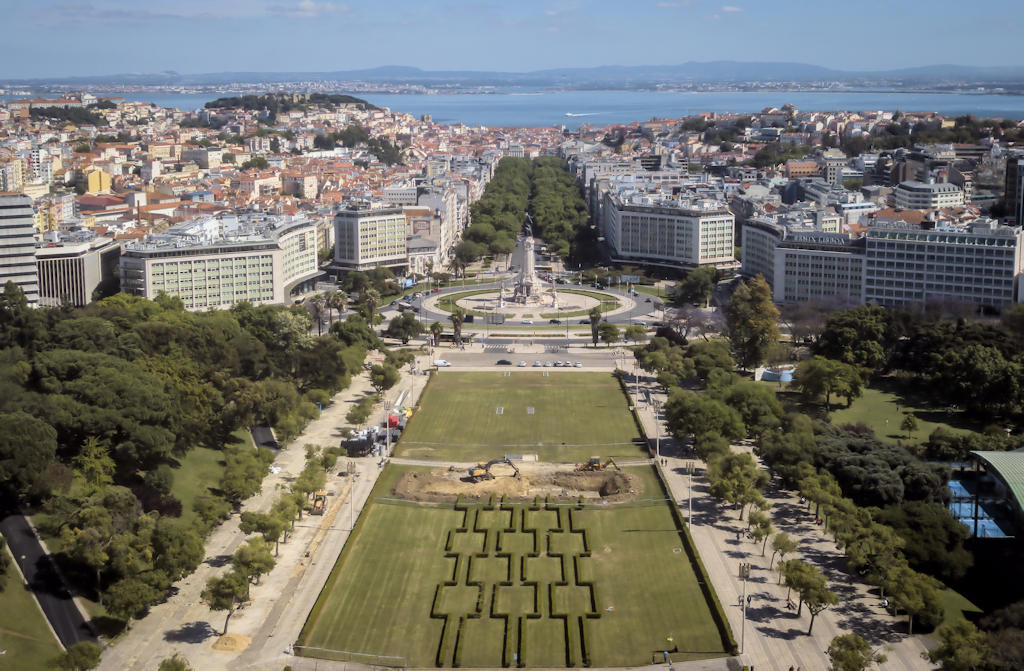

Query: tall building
[601,192,735,269]
[36,233,122,307]
[1005,153,1024,226]
[0,193,39,305]
[892,180,964,210]
[332,202,408,272]
[121,213,320,311]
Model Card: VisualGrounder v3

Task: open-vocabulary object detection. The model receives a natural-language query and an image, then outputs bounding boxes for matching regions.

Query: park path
[97,352,435,671]
[630,376,932,671]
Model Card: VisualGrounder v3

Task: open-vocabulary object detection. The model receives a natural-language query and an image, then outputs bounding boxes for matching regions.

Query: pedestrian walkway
[628,375,931,671]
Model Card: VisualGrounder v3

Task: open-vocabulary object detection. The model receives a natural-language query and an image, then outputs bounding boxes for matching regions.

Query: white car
[433,359,452,367]
[574,361,582,368]
[518,361,527,367]
[522,319,533,325]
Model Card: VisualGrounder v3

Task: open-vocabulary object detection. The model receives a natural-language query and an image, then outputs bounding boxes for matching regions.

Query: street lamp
[738,561,751,655]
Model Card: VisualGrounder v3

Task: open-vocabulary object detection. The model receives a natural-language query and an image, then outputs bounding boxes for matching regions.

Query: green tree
[240,511,288,555]
[588,306,602,347]
[73,436,115,491]
[449,307,466,345]
[792,356,863,410]
[677,266,717,307]
[0,410,57,497]
[598,322,620,347]
[0,536,10,592]
[828,633,886,671]
[769,531,797,571]
[369,363,400,395]
[385,312,422,344]
[104,575,162,629]
[429,320,444,345]
[748,509,774,555]
[888,565,944,634]
[202,569,250,634]
[52,641,102,671]
[724,275,780,369]
[232,537,276,586]
[706,451,769,519]
[803,574,839,634]
[816,304,893,370]
[358,287,381,322]
[158,653,194,671]
[925,619,990,670]
[900,413,919,438]
[624,324,647,344]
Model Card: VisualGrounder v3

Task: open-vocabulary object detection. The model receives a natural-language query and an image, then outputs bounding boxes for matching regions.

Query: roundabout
[427,286,630,321]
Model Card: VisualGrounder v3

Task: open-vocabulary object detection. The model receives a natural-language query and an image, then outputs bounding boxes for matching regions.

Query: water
[8,89,1024,127]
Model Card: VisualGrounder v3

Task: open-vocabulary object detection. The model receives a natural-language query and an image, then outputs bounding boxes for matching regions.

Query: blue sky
[1,0,1021,78]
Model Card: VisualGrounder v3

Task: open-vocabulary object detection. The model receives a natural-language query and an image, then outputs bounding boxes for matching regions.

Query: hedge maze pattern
[431,495,600,667]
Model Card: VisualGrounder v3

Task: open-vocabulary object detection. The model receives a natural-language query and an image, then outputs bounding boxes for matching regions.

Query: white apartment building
[0,193,39,305]
[384,180,418,206]
[36,233,121,307]
[864,220,1021,308]
[602,191,735,268]
[892,180,965,210]
[773,233,866,304]
[333,202,407,272]
[120,213,320,311]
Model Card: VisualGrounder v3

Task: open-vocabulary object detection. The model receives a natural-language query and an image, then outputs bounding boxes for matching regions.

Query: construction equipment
[575,457,620,472]
[311,490,327,515]
[467,457,521,483]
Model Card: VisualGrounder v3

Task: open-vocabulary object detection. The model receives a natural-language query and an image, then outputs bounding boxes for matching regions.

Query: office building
[332,201,407,272]
[121,213,320,311]
[0,193,39,305]
[892,180,965,210]
[36,233,121,307]
[1005,153,1024,226]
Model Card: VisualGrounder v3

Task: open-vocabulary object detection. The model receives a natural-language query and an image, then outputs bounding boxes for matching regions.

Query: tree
[449,307,466,345]
[588,306,602,347]
[803,575,839,634]
[104,575,162,628]
[429,320,444,345]
[232,537,276,586]
[925,619,990,670]
[369,363,400,395]
[664,388,745,452]
[73,436,115,491]
[454,240,485,268]
[888,565,944,634]
[748,509,774,555]
[240,511,288,555]
[202,569,250,634]
[158,654,194,671]
[598,322,620,347]
[792,356,863,410]
[385,312,422,344]
[724,275,780,369]
[769,531,797,571]
[52,641,103,671]
[828,634,886,671]
[0,536,9,592]
[900,413,919,438]
[677,266,717,307]
[0,410,57,498]
[624,324,647,344]
[705,451,769,519]
[358,287,380,322]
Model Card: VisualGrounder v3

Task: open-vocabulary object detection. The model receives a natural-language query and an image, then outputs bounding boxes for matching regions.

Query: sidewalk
[98,356,433,671]
[632,379,931,671]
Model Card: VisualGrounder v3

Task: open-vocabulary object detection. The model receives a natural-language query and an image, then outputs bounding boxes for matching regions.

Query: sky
[1,0,1022,79]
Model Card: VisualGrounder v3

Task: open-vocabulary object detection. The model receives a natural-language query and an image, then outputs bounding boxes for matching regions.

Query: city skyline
[3,0,1024,79]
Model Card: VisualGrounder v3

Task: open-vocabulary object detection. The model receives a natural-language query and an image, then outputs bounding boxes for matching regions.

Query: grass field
[172,445,228,526]
[395,372,646,462]
[298,465,730,667]
[0,552,63,669]
[828,383,974,445]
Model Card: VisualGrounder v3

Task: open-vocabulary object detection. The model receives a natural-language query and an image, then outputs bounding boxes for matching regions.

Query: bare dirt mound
[212,633,251,652]
[392,465,640,503]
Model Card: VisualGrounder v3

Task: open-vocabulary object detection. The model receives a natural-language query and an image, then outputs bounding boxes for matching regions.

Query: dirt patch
[392,464,640,503]
[212,633,251,652]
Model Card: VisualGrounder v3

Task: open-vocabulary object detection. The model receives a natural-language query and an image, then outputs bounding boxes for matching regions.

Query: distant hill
[7,62,1024,87]
[203,92,377,111]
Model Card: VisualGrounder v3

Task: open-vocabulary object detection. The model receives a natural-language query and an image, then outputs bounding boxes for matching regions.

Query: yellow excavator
[468,457,521,483]
[311,490,327,515]
[575,456,620,472]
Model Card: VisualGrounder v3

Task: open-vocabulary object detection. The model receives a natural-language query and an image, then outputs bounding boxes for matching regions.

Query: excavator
[575,456,620,472]
[467,457,521,483]
[311,490,327,515]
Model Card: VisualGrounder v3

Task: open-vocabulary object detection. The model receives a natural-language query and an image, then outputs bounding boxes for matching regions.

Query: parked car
[533,360,543,367]
[496,359,513,366]
[517,361,527,367]
[434,359,452,367]
[574,362,582,368]
[549,318,561,324]
[544,361,553,367]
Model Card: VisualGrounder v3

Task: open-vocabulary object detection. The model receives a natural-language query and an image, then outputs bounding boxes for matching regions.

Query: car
[522,319,533,325]
[549,318,561,324]
[496,359,513,366]
[578,319,590,325]
[390,300,398,306]
[517,361,527,367]
[634,320,647,327]
[431,288,441,293]
[554,360,563,367]
[645,297,652,303]
[574,362,582,368]
[433,359,451,367]
[544,361,553,367]
[412,292,422,298]
[533,360,543,367]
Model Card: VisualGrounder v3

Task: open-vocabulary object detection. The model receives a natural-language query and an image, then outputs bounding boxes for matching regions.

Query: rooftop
[971,450,1024,517]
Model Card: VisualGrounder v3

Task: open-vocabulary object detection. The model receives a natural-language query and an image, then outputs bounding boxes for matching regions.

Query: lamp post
[739,561,750,655]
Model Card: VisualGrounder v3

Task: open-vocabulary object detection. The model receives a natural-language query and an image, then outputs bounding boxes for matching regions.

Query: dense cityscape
[4,4,1024,671]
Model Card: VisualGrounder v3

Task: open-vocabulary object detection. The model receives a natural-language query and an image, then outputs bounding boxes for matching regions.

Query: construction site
[391,458,640,503]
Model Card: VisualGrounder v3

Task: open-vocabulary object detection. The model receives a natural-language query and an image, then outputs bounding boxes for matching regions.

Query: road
[0,507,95,649]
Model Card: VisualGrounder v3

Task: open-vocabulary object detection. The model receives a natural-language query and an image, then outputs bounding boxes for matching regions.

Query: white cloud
[721,5,743,12]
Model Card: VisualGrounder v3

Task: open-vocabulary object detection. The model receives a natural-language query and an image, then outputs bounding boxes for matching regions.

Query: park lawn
[940,588,983,627]
[396,372,646,462]
[829,384,973,445]
[298,465,729,667]
[171,445,228,526]
[0,559,63,669]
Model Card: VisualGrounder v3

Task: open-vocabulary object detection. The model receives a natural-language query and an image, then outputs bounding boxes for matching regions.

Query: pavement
[630,377,932,671]
[96,354,434,671]
[0,508,95,649]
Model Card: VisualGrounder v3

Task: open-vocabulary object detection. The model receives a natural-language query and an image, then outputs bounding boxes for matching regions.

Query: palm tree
[359,288,380,323]
[326,290,347,323]
[588,306,602,348]
[430,320,444,346]
[449,307,466,345]
[310,296,326,336]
